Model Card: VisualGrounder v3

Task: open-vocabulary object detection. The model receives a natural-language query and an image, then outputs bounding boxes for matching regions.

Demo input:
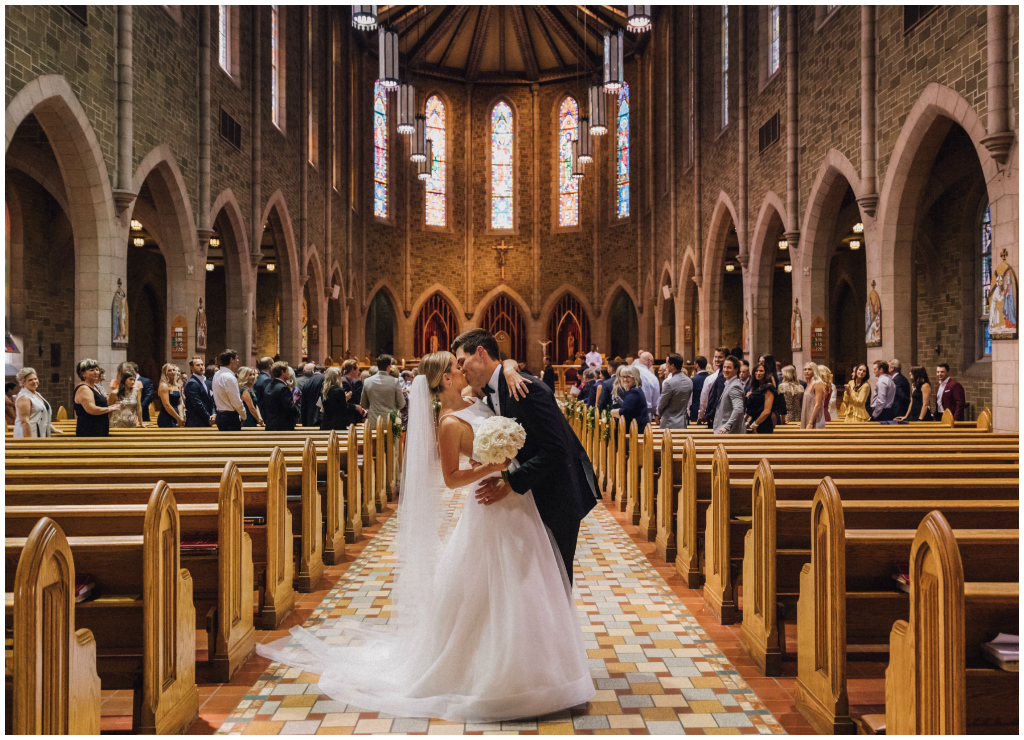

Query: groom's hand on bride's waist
[476,476,512,506]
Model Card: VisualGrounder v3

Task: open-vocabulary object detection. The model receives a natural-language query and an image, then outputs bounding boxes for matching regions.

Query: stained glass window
[373,81,388,219]
[271,5,281,127]
[769,6,780,76]
[491,101,514,230]
[981,205,992,355]
[218,5,229,72]
[558,97,580,227]
[425,95,446,227]
[616,85,630,219]
[722,5,729,128]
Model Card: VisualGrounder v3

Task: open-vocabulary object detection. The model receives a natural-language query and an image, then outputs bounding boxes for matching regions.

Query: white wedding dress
[255,378,594,722]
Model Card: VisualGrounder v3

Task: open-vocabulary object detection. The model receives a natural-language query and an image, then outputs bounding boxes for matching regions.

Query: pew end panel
[262,448,296,630]
[624,420,640,522]
[674,437,701,588]
[740,459,782,676]
[637,426,657,541]
[703,445,738,625]
[345,426,363,543]
[361,422,377,526]
[295,438,325,594]
[323,430,347,566]
[655,430,676,561]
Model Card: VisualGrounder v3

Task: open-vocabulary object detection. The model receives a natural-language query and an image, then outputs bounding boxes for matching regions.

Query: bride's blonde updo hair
[419,351,453,395]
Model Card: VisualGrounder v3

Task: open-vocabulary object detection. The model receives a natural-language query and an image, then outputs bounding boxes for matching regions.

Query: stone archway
[748,192,791,365]
[303,250,327,362]
[258,191,302,361]
[209,189,254,358]
[703,192,742,353]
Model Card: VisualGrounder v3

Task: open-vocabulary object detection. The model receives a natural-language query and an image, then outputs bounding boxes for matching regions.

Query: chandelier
[397,83,416,135]
[351,5,377,31]
[603,30,624,91]
[627,6,652,33]
[378,26,399,90]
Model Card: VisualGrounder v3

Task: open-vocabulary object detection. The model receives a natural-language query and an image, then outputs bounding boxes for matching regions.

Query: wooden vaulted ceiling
[364,5,649,84]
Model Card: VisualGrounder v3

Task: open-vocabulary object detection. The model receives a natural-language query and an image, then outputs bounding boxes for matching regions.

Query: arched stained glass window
[425,95,446,227]
[981,204,992,356]
[373,80,388,219]
[491,101,514,230]
[558,97,580,227]
[616,84,630,219]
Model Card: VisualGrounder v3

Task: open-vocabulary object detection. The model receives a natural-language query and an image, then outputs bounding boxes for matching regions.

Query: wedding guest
[697,348,728,424]
[713,356,746,435]
[541,355,555,390]
[213,349,247,431]
[73,358,120,437]
[579,368,599,406]
[759,354,785,423]
[745,361,776,434]
[320,366,362,430]
[818,365,837,421]
[264,362,300,431]
[13,367,59,438]
[633,351,661,411]
[778,365,804,424]
[889,359,912,418]
[596,361,622,413]
[238,366,264,427]
[296,362,315,393]
[253,356,274,411]
[107,370,144,428]
[156,363,185,427]
[658,354,693,429]
[688,356,709,422]
[739,359,752,395]
[842,364,872,422]
[610,365,649,434]
[360,354,406,425]
[870,360,898,421]
[341,359,367,420]
[300,363,326,427]
[896,366,935,422]
[184,356,216,427]
[935,363,966,420]
[6,381,19,426]
[800,362,827,429]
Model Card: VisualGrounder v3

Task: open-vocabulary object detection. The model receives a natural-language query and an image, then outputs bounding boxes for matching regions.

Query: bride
[255,351,595,722]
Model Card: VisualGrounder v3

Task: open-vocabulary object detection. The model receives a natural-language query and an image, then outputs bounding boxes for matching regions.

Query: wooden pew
[701,445,1018,623]
[5,460,256,682]
[739,458,1020,676]
[885,511,1019,734]
[5,483,199,734]
[793,480,1018,734]
[6,517,101,734]
[6,449,295,631]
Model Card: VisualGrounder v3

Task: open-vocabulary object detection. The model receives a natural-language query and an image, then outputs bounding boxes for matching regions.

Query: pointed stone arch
[259,190,302,361]
[209,188,254,356]
[304,250,327,361]
[656,263,677,357]
[412,289,462,357]
[679,251,700,360]
[748,192,790,362]
[474,287,531,362]
[601,280,640,361]
[703,191,741,354]
[5,75,119,368]
[327,261,348,361]
[364,281,401,360]
[543,288,594,364]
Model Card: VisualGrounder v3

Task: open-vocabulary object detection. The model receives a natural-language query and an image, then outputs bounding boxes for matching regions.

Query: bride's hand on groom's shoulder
[502,359,532,401]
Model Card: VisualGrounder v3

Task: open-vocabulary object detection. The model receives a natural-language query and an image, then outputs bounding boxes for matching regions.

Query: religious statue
[111,278,129,348]
[429,333,439,354]
[790,299,802,351]
[865,281,882,347]
[566,332,576,361]
[195,298,208,352]
[990,250,1018,339]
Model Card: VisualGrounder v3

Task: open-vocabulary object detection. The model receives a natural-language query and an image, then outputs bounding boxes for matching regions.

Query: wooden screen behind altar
[482,295,526,361]
[414,293,458,357]
[547,293,590,364]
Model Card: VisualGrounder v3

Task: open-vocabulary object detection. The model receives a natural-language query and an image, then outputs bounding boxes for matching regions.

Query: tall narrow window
[271,5,282,128]
[721,5,729,128]
[218,5,230,72]
[980,205,993,356]
[491,102,514,230]
[425,95,446,227]
[769,5,780,76]
[373,81,388,219]
[616,84,630,219]
[558,97,580,227]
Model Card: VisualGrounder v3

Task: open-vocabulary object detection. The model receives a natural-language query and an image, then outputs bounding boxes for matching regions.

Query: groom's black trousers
[551,521,582,586]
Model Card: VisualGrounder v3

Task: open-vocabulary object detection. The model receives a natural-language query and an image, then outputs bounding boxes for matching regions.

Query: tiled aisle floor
[207,485,787,736]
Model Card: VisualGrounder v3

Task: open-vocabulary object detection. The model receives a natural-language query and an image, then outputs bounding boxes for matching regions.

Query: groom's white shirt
[487,365,502,415]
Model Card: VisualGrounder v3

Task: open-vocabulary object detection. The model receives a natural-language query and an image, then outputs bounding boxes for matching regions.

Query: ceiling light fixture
[209,236,220,248]
[397,83,416,135]
[589,84,608,135]
[572,140,585,180]
[577,115,593,163]
[266,263,276,272]
[725,263,735,273]
[850,240,861,250]
[352,5,377,31]
[378,26,399,90]
[784,264,793,273]
[418,139,433,181]
[206,263,214,272]
[603,30,624,91]
[627,5,652,33]
[778,239,788,250]
[130,219,143,231]
[133,237,145,247]
[853,222,864,233]
[410,114,427,162]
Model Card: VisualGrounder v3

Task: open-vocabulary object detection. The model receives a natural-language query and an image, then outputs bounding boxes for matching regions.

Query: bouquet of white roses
[472,416,527,480]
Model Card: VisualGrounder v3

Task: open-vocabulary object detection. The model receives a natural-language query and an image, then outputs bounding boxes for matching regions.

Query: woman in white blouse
[13,367,60,438]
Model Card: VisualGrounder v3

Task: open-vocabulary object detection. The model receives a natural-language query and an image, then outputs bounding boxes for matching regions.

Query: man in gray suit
[713,355,746,435]
[657,353,693,429]
[360,353,406,424]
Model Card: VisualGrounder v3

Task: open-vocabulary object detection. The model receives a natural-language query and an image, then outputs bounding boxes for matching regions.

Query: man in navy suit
[183,356,215,426]
[688,356,709,422]
[596,361,622,413]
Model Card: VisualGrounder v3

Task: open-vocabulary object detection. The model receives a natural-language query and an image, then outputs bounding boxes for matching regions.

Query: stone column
[198,6,213,240]
[737,6,748,266]
[982,5,1014,162]
[465,83,474,313]
[247,7,263,363]
[856,5,878,216]
[691,6,703,290]
[532,84,540,316]
[114,6,136,214]
[783,5,800,251]
[300,7,309,281]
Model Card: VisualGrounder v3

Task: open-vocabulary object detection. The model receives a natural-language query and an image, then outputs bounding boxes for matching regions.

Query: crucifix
[492,239,514,282]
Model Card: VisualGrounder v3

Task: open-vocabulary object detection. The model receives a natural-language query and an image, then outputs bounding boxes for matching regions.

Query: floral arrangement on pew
[586,406,596,432]
[389,408,403,436]
[603,410,612,442]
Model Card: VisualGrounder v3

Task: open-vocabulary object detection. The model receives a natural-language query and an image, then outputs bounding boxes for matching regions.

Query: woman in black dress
[73,359,121,436]
[745,361,776,434]
[320,367,361,430]
[896,366,934,422]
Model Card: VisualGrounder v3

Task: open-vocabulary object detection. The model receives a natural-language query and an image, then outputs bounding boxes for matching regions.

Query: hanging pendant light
[410,114,427,162]
[577,116,593,163]
[603,30,624,91]
[572,140,585,180]
[397,83,416,135]
[378,26,399,90]
[589,84,608,135]
[627,5,652,33]
[418,139,433,181]
[352,5,377,31]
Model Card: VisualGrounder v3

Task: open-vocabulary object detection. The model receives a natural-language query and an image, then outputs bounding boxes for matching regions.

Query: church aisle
[213,488,786,735]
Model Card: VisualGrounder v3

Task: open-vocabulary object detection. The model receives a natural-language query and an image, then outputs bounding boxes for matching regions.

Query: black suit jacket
[596,377,616,412]
[300,373,325,427]
[253,371,272,412]
[497,372,598,534]
[688,371,709,422]
[342,376,363,406]
[580,381,598,407]
[263,378,300,431]
[703,372,727,427]
[137,376,155,422]
[893,372,912,417]
[541,364,555,390]
[183,375,215,427]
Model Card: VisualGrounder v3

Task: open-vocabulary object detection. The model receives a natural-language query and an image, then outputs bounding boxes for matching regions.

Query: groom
[453,329,598,585]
